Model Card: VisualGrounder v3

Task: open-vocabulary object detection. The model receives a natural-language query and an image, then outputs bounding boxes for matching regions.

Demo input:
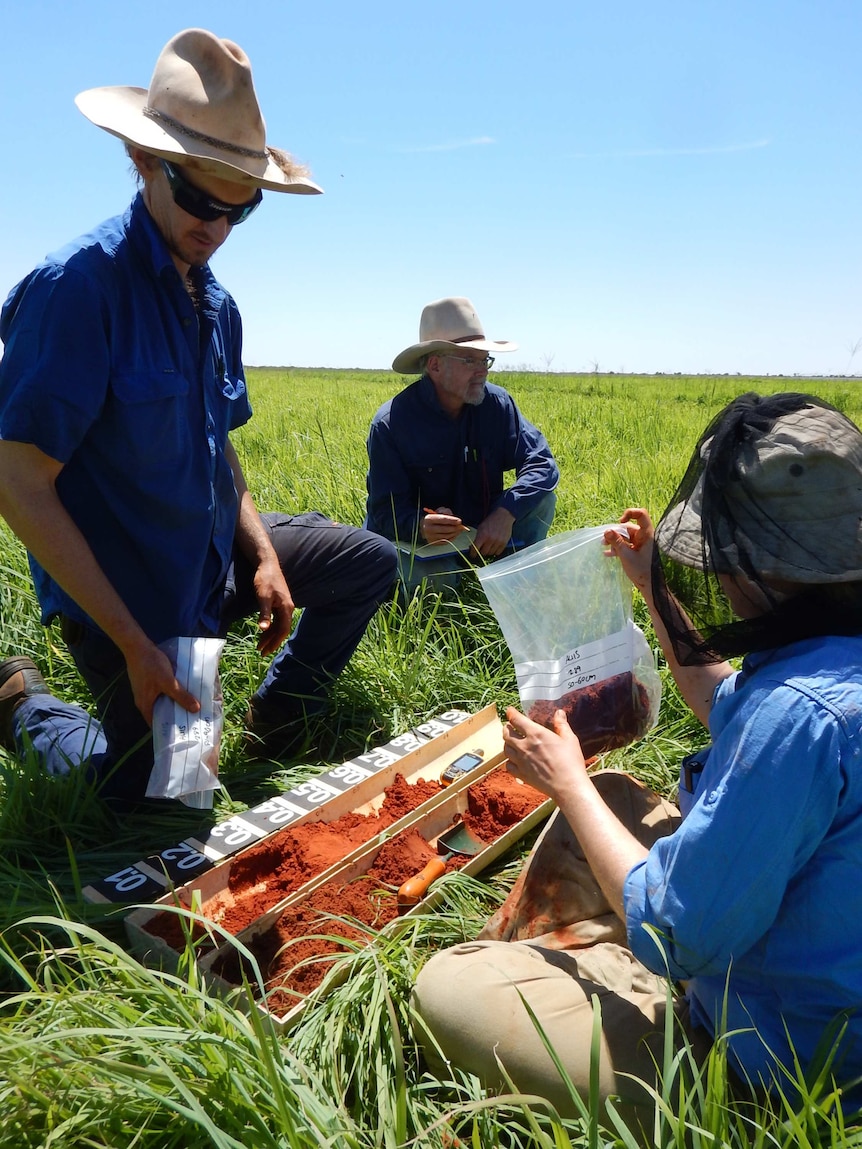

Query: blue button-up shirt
[624,634,862,1096]
[365,374,559,544]
[0,194,251,643]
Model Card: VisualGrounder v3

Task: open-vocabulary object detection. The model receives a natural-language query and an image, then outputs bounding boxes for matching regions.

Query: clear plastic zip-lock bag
[477,526,661,757]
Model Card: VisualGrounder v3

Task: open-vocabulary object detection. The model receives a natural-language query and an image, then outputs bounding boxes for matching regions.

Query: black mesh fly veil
[651,392,862,665]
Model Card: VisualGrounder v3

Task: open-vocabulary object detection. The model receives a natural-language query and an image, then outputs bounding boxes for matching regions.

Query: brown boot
[0,656,50,751]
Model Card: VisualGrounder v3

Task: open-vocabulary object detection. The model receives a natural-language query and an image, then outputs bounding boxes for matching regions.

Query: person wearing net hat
[414,391,862,1118]
[0,30,396,803]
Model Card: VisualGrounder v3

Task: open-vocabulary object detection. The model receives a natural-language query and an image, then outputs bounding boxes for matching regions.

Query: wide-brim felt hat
[75,28,322,194]
[392,297,518,374]
[655,404,862,583]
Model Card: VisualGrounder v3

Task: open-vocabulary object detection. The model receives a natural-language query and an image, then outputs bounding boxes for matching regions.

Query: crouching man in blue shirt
[0,29,396,804]
[365,297,559,593]
[414,392,862,1119]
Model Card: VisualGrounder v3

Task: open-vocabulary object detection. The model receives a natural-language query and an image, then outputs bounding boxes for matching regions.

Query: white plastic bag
[147,636,225,809]
[477,526,661,757]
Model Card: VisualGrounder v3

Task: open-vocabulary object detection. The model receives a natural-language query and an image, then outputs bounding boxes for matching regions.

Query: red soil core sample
[460,768,547,842]
[528,671,653,757]
[214,767,548,1014]
[146,772,443,949]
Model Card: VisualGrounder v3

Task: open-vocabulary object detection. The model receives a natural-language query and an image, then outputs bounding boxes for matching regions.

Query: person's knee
[413,945,506,1077]
[413,941,566,1068]
[373,532,398,575]
[590,770,680,843]
[329,527,397,605]
[512,491,557,548]
[356,530,398,587]
[414,941,612,1114]
[396,553,464,598]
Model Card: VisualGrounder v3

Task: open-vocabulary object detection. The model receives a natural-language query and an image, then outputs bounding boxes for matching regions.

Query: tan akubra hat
[75,28,322,194]
[392,297,518,374]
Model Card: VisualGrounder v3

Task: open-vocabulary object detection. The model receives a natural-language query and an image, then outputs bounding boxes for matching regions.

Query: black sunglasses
[160,160,262,225]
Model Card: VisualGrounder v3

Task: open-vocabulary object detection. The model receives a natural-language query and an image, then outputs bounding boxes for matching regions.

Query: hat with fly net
[651,392,862,663]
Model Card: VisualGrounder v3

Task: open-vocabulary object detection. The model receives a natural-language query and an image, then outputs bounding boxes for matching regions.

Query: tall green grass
[1,370,860,1145]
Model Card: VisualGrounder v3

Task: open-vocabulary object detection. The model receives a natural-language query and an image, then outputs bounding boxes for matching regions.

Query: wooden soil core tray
[211,767,551,1023]
[124,706,554,1026]
[127,706,503,958]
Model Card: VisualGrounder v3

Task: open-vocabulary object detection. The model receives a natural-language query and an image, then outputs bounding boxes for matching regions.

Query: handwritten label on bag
[514,622,634,700]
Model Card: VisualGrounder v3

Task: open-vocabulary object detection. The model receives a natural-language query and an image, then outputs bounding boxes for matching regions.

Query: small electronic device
[440,750,485,786]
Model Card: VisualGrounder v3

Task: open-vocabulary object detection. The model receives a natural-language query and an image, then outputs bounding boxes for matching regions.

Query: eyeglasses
[443,354,495,370]
[160,160,263,225]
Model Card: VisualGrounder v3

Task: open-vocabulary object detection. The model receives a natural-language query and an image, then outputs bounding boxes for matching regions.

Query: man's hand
[252,553,295,655]
[473,506,516,557]
[124,639,200,727]
[502,706,588,802]
[421,506,463,544]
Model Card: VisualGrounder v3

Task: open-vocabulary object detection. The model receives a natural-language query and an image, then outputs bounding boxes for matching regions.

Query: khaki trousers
[413,771,712,1115]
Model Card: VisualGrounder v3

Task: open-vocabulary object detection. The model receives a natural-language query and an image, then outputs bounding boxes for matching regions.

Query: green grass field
[0,370,860,1147]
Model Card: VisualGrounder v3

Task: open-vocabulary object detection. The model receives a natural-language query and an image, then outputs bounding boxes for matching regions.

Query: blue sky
[2,0,861,375]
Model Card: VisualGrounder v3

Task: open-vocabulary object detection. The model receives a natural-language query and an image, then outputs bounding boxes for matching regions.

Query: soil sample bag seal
[477,527,661,756]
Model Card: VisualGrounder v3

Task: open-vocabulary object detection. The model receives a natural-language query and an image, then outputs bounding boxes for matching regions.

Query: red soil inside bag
[527,671,653,757]
[214,767,548,1013]
[146,772,443,949]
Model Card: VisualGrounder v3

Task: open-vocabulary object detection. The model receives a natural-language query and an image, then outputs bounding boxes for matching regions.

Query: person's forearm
[606,515,732,728]
[226,441,279,565]
[226,440,294,652]
[0,443,150,660]
[638,578,732,726]
[555,775,648,920]
[503,412,559,502]
[373,487,420,543]
[503,708,648,922]
[233,485,278,563]
[366,427,422,542]
[0,440,204,723]
[501,457,559,511]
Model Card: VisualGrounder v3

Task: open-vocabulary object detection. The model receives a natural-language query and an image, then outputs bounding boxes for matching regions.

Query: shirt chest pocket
[405,444,456,478]
[677,746,711,818]
[108,371,193,466]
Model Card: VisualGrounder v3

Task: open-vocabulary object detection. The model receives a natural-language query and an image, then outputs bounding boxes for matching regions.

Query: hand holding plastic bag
[147,636,225,809]
[477,526,661,757]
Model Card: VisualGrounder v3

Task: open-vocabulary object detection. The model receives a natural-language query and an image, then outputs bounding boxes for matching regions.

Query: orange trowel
[396,819,485,911]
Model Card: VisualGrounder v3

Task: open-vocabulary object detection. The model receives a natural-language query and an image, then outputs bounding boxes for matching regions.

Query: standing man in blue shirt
[365,297,559,592]
[0,29,396,804]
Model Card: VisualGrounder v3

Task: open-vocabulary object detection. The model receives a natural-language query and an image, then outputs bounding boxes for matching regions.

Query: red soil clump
[528,671,653,757]
[213,826,439,1014]
[461,768,547,841]
[214,767,548,1013]
[145,772,443,949]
